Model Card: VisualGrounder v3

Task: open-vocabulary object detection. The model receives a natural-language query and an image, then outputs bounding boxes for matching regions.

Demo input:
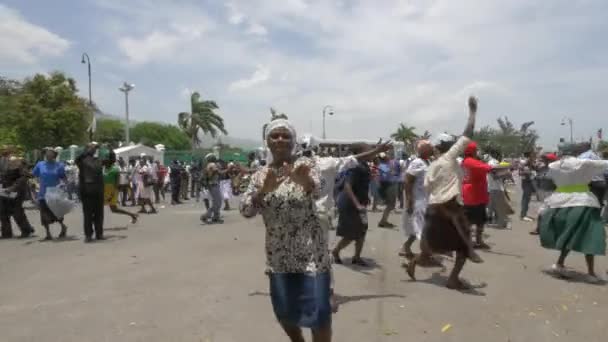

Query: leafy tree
[95,119,125,148]
[131,121,190,150]
[0,72,92,150]
[178,92,227,150]
[473,116,539,157]
[420,130,432,140]
[391,123,418,152]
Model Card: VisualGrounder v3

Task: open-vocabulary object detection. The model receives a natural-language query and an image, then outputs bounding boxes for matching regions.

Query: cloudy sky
[1,0,607,148]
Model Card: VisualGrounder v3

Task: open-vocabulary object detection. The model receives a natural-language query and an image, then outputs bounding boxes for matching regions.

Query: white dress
[401,158,430,239]
[137,165,153,199]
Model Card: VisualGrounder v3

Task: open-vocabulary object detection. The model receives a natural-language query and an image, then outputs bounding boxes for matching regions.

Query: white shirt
[314,155,357,213]
[545,157,608,209]
[578,150,607,182]
[487,158,504,191]
[425,136,470,205]
[406,157,429,208]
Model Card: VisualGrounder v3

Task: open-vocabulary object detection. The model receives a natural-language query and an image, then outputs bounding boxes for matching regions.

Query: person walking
[539,149,608,283]
[200,155,224,224]
[136,158,157,214]
[32,148,69,240]
[377,153,400,227]
[406,96,483,290]
[76,143,105,242]
[153,160,167,204]
[487,149,514,229]
[64,160,79,202]
[400,141,434,263]
[461,141,494,249]
[190,161,202,201]
[0,157,35,238]
[240,118,332,342]
[332,143,375,266]
[520,151,537,222]
[117,158,130,206]
[103,152,138,224]
[169,160,183,205]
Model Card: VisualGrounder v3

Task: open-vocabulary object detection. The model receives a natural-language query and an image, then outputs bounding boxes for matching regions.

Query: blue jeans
[203,185,222,221]
[520,185,533,219]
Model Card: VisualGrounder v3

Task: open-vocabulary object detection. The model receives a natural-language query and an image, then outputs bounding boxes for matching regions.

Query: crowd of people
[0,144,256,241]
[1,95,607,342]
[238,96,607,342]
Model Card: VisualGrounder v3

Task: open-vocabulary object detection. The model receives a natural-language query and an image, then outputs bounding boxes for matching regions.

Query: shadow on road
[23,235,80,245]
[482,249,524,259]
[336,258,382,275]
[335,293,405,306]
[409,272,487,296]
[541,269,607,286]
[105,226,128,231]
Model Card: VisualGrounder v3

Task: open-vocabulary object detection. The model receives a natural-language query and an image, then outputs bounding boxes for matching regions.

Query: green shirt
[103,165,119,186]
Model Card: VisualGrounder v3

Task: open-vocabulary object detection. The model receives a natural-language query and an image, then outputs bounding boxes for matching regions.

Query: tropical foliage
[178,92,227,150]
[0,73,91,150]
[473,116,539,157]
[391,123,419,152]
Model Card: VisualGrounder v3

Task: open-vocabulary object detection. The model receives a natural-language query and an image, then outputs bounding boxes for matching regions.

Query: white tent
[114,144,164,164]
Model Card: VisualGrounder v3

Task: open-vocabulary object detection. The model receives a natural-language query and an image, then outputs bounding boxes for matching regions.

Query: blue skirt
[269,272,332,329]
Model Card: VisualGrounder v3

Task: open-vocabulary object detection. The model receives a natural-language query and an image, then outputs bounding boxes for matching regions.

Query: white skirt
[220,180,232,200]
[401,201,427,240]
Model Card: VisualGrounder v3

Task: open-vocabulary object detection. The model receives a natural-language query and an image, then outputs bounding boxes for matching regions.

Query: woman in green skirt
[539,151,608,283]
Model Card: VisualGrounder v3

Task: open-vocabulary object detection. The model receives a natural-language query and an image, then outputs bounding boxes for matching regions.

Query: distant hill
[94,110,260,150]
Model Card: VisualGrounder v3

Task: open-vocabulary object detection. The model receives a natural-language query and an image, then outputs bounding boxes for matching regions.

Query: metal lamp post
[119,82,135,145]
[322,105,334,139]
[81,53,92,106]
[561,117,573,143]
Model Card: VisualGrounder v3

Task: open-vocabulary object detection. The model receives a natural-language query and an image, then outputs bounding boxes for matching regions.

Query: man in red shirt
[461,142,493,249]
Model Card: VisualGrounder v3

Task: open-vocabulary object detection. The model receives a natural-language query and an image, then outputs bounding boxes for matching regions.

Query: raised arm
[462,96,478,138]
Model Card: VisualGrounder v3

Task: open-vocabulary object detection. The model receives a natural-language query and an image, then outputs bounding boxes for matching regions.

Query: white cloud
[229,65,271,91]
[52,0,608,148]
[246,23,268,36]
[0,5,70,65]
[226,2,245,25]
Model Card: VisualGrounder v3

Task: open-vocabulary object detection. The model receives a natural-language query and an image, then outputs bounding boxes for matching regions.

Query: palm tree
[420,130,432,140]
[391,123,418,152]
[178,92,227,150]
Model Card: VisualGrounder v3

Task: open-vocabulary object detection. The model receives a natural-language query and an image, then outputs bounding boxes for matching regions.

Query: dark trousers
[397,182,404,209]
[81,188,104,238]
[520,185,534,219]
[191,180,201,199]
[1,198,33,237]
[171,181,181,203]
[118,185,129,206]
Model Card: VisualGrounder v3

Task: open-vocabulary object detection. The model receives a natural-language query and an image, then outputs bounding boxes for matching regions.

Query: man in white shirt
[406,96,483,290]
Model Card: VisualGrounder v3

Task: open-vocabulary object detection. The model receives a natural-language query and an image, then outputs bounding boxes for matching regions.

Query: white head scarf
[264,119,298,164]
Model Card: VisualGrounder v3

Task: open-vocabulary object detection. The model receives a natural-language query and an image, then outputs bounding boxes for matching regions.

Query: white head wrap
[264,119,298,163]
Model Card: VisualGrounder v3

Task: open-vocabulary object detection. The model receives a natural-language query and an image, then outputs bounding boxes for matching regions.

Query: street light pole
[322,105,334,139]
[81,53,92,106]
[561,117,574,143]
[119,82,135,145]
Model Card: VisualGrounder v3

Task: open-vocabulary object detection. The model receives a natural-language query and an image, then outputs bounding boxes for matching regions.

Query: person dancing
[539,148,608,283]
[241,118,332,342]
[406,96,483,290]
[400,140,434,264]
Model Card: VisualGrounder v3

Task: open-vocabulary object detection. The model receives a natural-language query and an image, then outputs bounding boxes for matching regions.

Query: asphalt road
[0,191,607,342]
